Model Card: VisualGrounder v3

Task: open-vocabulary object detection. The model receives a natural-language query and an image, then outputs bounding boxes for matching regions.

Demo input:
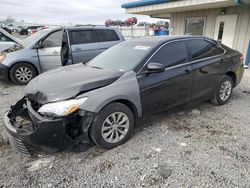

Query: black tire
[9,63,37,85]
[210,75,233,105]
[90,103,135,149]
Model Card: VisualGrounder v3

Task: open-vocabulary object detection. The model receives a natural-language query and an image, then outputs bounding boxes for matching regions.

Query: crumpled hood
[1,44,24,54]
[24,64,124,104]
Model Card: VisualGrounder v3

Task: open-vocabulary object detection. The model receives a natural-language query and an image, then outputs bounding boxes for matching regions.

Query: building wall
[124,0,236,14]
[170,6,250,57]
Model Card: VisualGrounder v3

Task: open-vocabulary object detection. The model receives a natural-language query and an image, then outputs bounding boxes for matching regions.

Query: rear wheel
[10,63,37,85]
[211,75,233,105]
[90,103,134,149]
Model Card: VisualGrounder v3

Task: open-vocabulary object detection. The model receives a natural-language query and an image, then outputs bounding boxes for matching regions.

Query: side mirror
[144,63,165,74]
[34,42,42,49]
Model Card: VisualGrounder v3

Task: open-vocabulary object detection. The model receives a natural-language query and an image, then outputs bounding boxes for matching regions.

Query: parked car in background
[1,27,12,34]
[27,26,43,35]
[156,21,169,29]
[13,26,24,33]
[18,27,29,35]
[36,26,49,32]
[6,23,15,32]
[61,27,124,66]
[0,28,21,53]
[124,17,138,26]
[0,27,124,85]
[2,36,244,155]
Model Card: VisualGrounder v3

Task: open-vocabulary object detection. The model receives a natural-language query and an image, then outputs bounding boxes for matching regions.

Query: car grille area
[30,100,42,112]
[5,130,31,157]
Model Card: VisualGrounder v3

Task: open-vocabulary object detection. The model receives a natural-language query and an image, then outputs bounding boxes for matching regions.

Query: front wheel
[211,75,233,105]
[9,63,37,85]
[90,103,135,149]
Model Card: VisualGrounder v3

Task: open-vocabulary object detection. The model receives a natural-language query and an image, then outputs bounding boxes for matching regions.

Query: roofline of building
[121,0,173,9]
[122,0,250,17]
[121,0,250,10]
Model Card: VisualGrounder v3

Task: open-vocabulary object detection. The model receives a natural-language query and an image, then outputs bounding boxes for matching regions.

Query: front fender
[2,48,41,73]
[78,71,142,117]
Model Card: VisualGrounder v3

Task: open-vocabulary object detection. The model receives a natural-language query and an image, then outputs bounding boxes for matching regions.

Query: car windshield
[20,29,49,47]
[87,40,155,72]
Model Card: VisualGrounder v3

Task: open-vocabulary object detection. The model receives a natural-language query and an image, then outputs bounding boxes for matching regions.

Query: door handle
[52,51,59,54]
[75,47,82,51]
[184,69,191,74]
[219,59,224,64]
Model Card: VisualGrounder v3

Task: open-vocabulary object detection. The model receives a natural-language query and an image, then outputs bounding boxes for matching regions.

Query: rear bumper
[0,63,9,82]
[235,62,245,87]
[3,98,94,156]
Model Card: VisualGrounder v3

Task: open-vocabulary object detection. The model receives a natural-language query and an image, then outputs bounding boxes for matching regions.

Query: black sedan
[3,36,244,156]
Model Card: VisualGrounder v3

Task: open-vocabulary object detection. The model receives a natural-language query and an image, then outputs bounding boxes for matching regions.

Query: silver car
[0,28,21,53]
[0,27,124,85]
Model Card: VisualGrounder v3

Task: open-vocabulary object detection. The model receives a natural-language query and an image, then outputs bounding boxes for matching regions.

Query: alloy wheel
[101,112,130,144]
[219,80,232,101]
[15,67,33,82]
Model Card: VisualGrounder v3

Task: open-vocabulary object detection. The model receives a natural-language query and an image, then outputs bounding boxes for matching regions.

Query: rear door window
[95,29,120,42]
[186,39,214,61]
[209,42,225,56]
[150,41,187,68]
[70,30,98,45]
[42,30,63,48]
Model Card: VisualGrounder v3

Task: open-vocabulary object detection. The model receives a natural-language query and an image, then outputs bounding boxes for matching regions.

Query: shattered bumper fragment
[3,98,94,156]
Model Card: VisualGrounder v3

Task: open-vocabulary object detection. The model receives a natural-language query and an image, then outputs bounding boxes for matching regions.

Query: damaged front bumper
[3,98,95,156]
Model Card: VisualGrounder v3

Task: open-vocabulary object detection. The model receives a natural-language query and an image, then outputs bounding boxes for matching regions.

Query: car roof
[65,26,117,31]
[128,35,215,46]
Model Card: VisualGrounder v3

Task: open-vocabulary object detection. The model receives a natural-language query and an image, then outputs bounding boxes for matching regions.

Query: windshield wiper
[90,65,103,69]
[85,63,103,69]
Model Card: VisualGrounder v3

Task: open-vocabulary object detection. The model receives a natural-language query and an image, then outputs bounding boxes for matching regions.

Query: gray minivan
[0,27,124,85]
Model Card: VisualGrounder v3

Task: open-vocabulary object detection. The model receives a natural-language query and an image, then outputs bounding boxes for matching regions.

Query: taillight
[240,55,244,63]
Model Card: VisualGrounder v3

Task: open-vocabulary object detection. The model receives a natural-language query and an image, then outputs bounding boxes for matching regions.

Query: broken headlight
[38,97,88,117]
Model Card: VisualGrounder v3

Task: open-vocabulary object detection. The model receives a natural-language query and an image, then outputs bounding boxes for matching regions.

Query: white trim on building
[122,0,250,59]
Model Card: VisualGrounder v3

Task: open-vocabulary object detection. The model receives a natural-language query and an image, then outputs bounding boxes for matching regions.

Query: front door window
[42,30,63,48]
[150,41,187,68]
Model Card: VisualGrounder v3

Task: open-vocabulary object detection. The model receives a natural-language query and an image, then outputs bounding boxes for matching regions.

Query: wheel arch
[113,99,139,119]
[96,98,140,120]
[225,71,236,87]
[9,61,39,79]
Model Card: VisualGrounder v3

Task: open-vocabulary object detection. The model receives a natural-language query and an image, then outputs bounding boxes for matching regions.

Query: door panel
[191,57,225,100]
[214,15,238,48]
[71,43,101,64]
[69,30,101,64]
[38,47,62,72]
[38,30,63,72]
[185,39,226,100]
[138,65,192,116]
[137,40,192,116]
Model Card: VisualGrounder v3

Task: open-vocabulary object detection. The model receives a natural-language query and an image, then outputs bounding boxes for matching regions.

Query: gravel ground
[0,70,250,188]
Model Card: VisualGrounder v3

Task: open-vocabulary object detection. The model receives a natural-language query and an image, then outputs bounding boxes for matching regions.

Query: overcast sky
[0,0,167,25]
